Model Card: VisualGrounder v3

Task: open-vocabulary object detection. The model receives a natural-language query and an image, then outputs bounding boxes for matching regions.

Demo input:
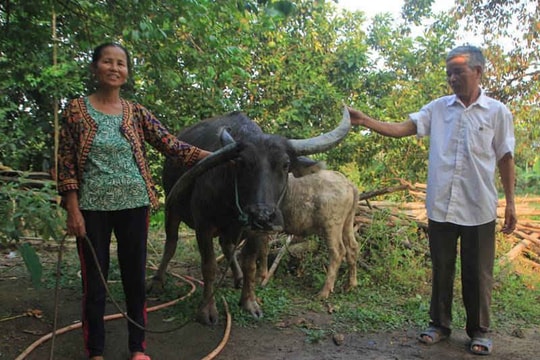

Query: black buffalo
[149,108,350,325]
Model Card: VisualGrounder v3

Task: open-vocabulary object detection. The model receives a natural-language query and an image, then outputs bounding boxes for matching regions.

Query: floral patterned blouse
[57,97,203,209]
[77,97,149,210]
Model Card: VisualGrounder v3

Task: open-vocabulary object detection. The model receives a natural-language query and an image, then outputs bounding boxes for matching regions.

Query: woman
[57,42,210,360]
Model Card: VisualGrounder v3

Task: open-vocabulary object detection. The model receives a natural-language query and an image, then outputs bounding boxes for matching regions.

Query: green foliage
[41,245,80,289]
[336,162,362,189]
[300,327,327,344]
[359,210,430,292]
[2,0,538,194]
[149,207,166,229]
[335,298,404,331]
[492,268,540,326]
[516,157,540,195]
[0,181,64,245]
[18,242,43,288]
[0,179,64,284]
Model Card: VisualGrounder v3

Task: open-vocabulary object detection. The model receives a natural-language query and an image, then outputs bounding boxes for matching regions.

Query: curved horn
[166,133,240,206]
[288,105,351,155]
[220,126,235,145]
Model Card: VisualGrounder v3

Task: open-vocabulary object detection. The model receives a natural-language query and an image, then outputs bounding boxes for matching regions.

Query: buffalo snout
[245,204,283,231]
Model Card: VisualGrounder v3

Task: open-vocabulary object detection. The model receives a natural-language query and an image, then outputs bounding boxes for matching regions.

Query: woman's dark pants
[77,207,149,357]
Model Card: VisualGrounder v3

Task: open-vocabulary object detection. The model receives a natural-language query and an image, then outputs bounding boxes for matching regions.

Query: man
[348,45,516,356]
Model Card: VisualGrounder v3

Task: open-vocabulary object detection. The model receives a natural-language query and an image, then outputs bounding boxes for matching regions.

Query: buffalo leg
[240,233,265,319]
[342,217,359,291]
[219,233,243,288]
[196,230,219,325]
[148,208,181,293]
[318,228,345,299]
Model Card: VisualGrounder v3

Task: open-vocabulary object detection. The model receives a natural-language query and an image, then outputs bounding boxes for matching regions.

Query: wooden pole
[50,7,60,360]
[52,6,59,189]
[261,235,292,287]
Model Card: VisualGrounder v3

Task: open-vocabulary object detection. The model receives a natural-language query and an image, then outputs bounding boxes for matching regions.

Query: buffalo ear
[290,156,326,178]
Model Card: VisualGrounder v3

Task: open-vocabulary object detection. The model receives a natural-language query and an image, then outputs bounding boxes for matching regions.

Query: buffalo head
[165,106,351,232]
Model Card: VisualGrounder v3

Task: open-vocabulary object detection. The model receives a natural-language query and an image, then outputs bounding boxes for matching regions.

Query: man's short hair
[446,45,485,72]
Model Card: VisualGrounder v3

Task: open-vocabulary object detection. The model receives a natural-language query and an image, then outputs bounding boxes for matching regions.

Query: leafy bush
[0,180,65,287]
[0,182,64,244]
[516,157,540,195]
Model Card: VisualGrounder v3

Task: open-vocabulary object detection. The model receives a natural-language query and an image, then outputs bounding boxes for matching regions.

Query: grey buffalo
[149,108,351,325]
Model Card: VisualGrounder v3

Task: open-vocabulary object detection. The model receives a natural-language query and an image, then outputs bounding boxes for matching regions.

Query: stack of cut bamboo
[355,181,540,268]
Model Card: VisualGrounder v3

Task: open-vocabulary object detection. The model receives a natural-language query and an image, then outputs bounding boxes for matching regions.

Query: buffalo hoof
[198,301,219,326]
[344,280,358,293]
[317,287,332,300]
[146,276,165,295]
[241,298,263,319]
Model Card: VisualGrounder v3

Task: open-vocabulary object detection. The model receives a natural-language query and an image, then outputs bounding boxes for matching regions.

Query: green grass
[37,208,540,339]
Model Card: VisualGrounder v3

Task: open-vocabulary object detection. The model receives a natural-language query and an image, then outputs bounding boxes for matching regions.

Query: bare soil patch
[1,251,539,360]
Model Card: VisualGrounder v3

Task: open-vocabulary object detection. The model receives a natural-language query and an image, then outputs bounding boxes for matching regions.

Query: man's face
[446,55,482,99]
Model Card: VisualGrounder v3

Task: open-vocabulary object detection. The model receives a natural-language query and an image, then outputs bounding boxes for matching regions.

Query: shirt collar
[445,88,489,109]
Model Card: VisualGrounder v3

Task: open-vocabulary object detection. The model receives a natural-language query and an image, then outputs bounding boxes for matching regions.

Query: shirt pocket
[469,121,494,156]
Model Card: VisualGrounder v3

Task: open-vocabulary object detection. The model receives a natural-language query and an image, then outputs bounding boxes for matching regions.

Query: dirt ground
[1,254,539,360]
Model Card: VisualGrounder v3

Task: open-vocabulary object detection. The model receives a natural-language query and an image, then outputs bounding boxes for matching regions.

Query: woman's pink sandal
[130,354,151,360]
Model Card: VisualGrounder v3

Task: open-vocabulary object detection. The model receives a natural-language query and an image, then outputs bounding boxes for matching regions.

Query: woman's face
[92,45,129,89]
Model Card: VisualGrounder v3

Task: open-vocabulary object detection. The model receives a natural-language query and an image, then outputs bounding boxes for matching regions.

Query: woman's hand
[64,191,86,237]
[67,207,86,237]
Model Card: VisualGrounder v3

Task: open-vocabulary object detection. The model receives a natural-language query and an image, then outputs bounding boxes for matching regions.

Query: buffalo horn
[166,130,240,206]
[288,105,351,155]
[219,126,235,145]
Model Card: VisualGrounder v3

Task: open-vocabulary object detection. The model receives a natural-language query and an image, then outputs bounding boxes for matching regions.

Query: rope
[49,233,66,360]
[80,230,240,334]
[201,296,232,360]
[14,230,239,359]
[234,174,249,226]
[14,270,199,360]
[233,171,288,226]
[14,262,233,360]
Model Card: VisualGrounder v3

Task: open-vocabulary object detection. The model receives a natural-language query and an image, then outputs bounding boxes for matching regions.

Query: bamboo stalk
[499,239,532,265]
[499,230,540,265]
[358,184,408,201]
[513,230,540,247]
[261,235,292,287]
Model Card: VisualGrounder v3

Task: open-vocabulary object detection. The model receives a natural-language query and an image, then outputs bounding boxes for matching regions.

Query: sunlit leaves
[402,0,436,25]
[0,0,537,195]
